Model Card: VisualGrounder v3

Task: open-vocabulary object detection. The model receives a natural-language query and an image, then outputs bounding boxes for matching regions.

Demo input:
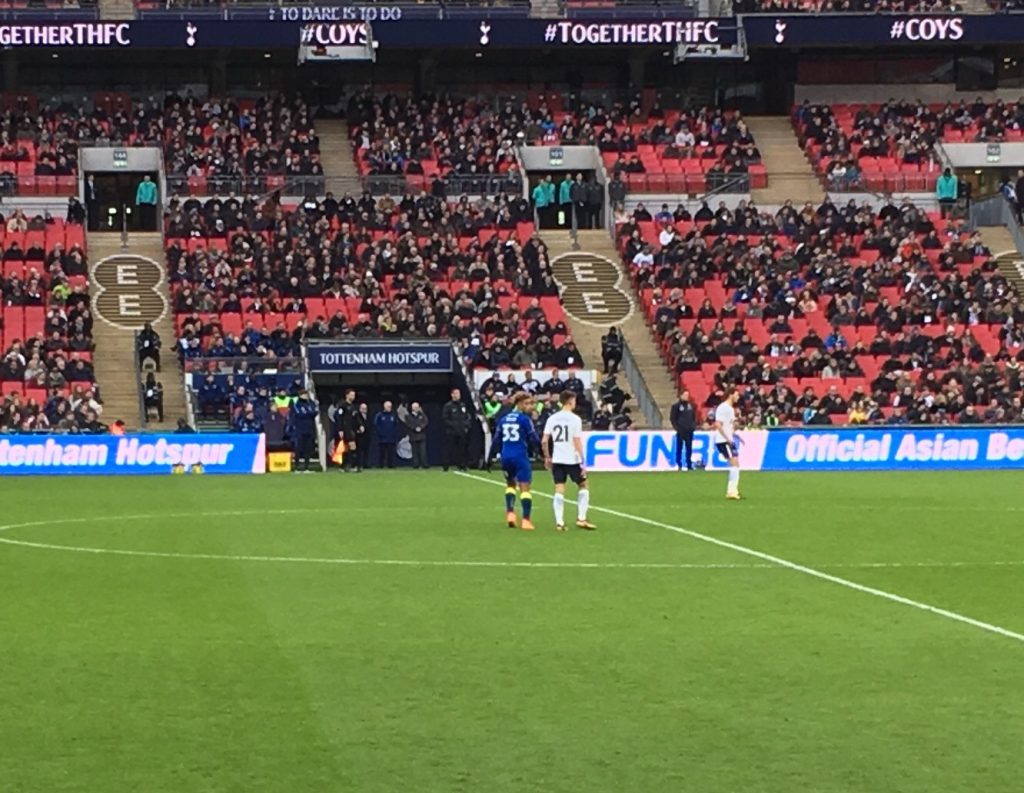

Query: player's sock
[521,491,533,520]
[553,493,565,525]
[577,489,590,521]
[505,487,516,512]
[727,466,740,493]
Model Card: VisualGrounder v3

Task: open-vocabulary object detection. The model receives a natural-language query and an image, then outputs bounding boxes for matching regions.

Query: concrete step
[88,231,187,430]
[98,0,134,19]
[542,228,677,426]
[315,119,362,195]
[746,116,823,206]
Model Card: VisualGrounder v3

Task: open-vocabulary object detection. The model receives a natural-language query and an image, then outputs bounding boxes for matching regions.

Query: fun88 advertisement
[0,433,266,475]
[582,428,1024,472]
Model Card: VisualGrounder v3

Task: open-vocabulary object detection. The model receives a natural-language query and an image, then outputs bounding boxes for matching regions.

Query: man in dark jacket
[607,174,627,209]
[336,389,363,472]
[263,408,289,450]
[584,179,604,229]
[137,323,162,370]
[670,389,697,471]
[441,387,472,471]
[601,327,623,374]
[403,401,430,469]
[570,173,588,231]
[289,389,319,471]
[373,400,400,469]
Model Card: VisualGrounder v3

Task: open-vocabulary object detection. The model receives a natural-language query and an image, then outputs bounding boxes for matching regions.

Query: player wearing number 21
[542,391,596,531]
[489,392,541,530]
[714,388,742,500]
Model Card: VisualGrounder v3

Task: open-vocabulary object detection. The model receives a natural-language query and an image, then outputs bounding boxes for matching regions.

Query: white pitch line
[455,471,1024,644]
[0,536,776,570]
[1,504,1023,576]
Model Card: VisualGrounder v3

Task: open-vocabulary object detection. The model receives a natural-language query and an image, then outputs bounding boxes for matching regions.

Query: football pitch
[2,470,1022,792]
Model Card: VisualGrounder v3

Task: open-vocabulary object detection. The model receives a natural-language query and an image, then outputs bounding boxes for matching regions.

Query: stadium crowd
[0,92,321,196]
[349,91,761,192]
[170,191,589,413]
[792,99,1024,192]
[621,196,1024,427]
[0,210,100,433]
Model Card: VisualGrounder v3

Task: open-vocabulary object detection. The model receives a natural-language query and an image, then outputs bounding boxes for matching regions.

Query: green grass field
[2,469,1022,792]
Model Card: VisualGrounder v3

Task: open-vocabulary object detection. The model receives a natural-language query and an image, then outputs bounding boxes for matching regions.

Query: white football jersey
[713,401,736,444]
[544,410,584,465]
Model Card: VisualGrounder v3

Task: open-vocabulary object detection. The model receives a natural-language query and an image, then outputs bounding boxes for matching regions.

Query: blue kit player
[489,392,540,530]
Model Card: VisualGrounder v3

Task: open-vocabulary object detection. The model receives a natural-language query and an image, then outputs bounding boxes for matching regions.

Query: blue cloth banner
[583,428,1024,472]
[307,344,453,373]
[0,433,266,476]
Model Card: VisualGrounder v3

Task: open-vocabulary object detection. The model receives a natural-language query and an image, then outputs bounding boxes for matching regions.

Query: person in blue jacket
[373,400,400,469]
[288,389,320,471]
[233,406,263,434]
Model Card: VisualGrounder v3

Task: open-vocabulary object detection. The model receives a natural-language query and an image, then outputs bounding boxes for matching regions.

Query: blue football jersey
[491,410,539,460]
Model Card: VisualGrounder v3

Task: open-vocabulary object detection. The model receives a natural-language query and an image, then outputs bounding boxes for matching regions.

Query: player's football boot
[521,519,536,531]
[555,523,567,532]
[506,511,518,528]
[576,520,597,530]
[726,492,742,500]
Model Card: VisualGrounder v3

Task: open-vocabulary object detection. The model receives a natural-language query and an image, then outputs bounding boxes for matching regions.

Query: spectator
[143,373,164,422]
[234,406,262,433]
[601,327,624,374]
[137,323,162,370]
[373,400,400,469]
[936,168,959,218]
[136,175,158,230]
[403,401,430,469]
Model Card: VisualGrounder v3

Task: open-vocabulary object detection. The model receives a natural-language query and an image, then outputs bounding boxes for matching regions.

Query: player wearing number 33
[489,392,541,530]
[542,391,596,531]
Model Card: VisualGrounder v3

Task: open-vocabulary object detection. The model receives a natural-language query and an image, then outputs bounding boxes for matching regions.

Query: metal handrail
[133,331,148,429]
[620,337,664,429]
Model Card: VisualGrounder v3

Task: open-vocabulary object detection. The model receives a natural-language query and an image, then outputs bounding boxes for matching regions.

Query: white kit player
[713,388,742,500]
[542,391,597,531]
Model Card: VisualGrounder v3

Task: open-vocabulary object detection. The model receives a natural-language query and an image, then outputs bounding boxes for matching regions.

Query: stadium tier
[168,193,590,420]
[0,92,320,197]
[0,215,97,432]
[351,93,763,195]
[794,100,1024,193]
[621,198,1024,425]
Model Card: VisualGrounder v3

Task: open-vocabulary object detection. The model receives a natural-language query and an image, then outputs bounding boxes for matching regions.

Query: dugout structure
[304,339,485,470]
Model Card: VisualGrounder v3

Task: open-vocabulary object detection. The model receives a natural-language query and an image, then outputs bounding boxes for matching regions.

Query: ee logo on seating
[92,255,167,329]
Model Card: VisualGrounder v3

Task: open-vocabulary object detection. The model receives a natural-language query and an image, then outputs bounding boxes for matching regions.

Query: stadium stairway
[315,119,363,196]
[745,116,823,206]
[98,0,135,20]
[530,0,563,18]
[980,225,1024,292]
[544,229,676,427]
[88,232,186,431]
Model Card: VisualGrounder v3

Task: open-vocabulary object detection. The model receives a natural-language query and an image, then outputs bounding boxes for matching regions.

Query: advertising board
[0,433,266,476]
[582,428,1024,472]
